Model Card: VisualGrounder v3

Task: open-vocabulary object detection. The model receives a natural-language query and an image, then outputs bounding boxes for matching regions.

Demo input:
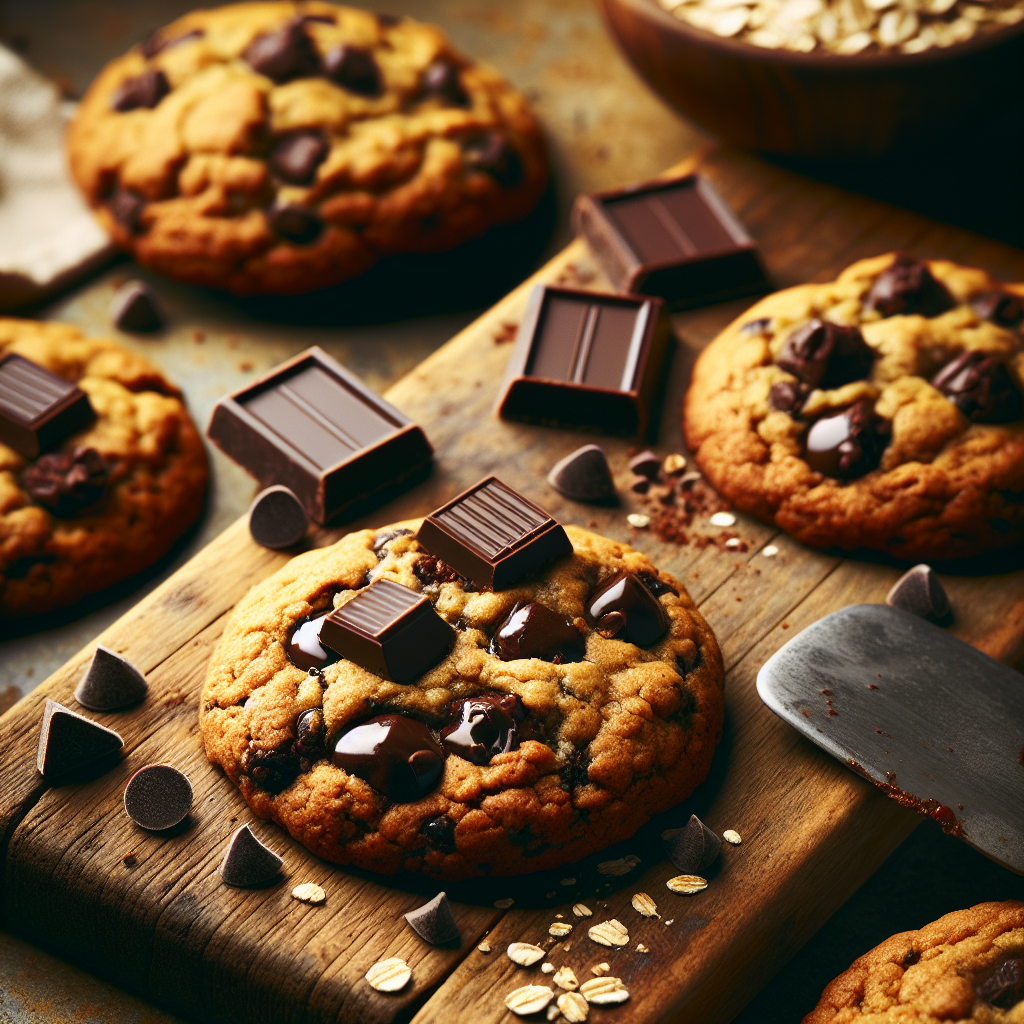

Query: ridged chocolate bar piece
[572,173,768,308]
[416,476,572,590]
[207,346,432,525]
[0,353,96,458]
[495,285,671,438]
[318,579,455,683]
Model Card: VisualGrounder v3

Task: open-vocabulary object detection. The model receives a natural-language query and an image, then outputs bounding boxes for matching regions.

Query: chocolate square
[416,476,573,591]
[318,579,455,682]
[572,173,768,308]
[495,285,671,438]
[0,353,96,458]
[207,347,433,525]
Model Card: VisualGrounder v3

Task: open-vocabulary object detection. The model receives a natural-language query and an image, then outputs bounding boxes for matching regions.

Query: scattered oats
[626,513,650,529]
[725,537,743,549]
[508,942,547,966]
[591,963,610,976]
[555,913,564,919]
[667,874,708,895]
[553,966,579,991]
[365,958,411,992]
[588,919,630,947]
[506,985,554,1016]
[542,963,555,974]
[663,453,687,475]
[550,922,574,937]
[478,942,491,953]
[580,976,631,1005]
[631,893,660,918]
[546,1004,561,1022]
[878,7,918,42]
[597,854,640,876]
[762,545,779,557]
[709,5,751,32]
[723,829,743,845]
[558,991,590,1022]
[291,882,326,905]
[664,919,674,926]
[835,29,873,51]
[636,943,650,953]
[494,897,515,909]
[563,942,572,952]
[709,512,737,527]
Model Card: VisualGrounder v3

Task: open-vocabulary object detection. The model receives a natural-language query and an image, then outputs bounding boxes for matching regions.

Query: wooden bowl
[598,0,1024,158]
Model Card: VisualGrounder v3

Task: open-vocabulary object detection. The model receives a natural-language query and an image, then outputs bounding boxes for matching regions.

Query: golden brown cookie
[200,522,724,879]
[803,900,1024,1023]
[683,253,1024,560]
[0,318,208,617]
[67,1,548,295]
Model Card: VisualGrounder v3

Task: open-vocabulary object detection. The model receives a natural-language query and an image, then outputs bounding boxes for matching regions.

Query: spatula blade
[756,603,1024,874]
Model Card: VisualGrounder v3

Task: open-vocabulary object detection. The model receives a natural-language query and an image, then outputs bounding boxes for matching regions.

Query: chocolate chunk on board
[405,892,460,945]
[207,347,432,525]
[416,476,573,590]
[0,353,96,459]
[123,764,193,831]
[666,814,721,874]
[74,644,148,711]
[219,824,284,887]
[248,485,309,550]
[36,699,124,779]
[318,578,455,683]
[572,173,768,308]
[109,280,163,332]
[547,444,616,504]
[495,285,671,439]
[885,564,949,620]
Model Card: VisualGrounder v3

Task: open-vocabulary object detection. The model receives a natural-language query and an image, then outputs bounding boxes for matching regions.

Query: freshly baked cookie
[0,319,208,617]
[67,2,548,295]
[684,253,1024,560]
[803,900,1024,1023]
[200,522,724,879]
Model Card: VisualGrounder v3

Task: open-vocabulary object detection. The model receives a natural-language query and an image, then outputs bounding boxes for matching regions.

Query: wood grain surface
[2,146,1023,1024]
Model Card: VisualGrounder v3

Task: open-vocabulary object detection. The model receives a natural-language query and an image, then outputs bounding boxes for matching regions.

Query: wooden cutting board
[2,146,1023,1024]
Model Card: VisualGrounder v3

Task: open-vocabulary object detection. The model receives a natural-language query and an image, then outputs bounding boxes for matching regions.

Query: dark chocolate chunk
[416,476,572,591]
[586,570,669,647]
[885,564,950,619]
[332,713,444,802]
[110,280,163,332]
[740,317,772,336]
[561,746,589,792]
[108,188,146,234]
[776,319,875,390]
[36,699,123,779]
[123,764,193,831]
[971,291,1024,327]
[318,579,455,682]
[267,203,323,244]
[629,475,650,494]
[420,814,457,852]
[805,399,890,479]
[207,346,433,525]
[414,553,464,587]
[976,956,1024,1008]
[572,173,768,308]
[22,447,108,517]
[243,20,320,83]
[441,694,521,765]
[74,644,148,711]
[463,132,522,187]
[931,351,1023,424]
[420,59,468,105]
[496,285,672,438]
[768,380,810,415]
[546,444,616,504]
[219,824,283,887]
[629,449,661,479]
[323,44,381,95]
[241,745,300,793]
[0,353,96,459]
[110,69,169,111]
[269,130,329,185]
[286,612,339,672]
[636,570,676,597]
[666,814,721,874]
[249,485,309,549]
[865,255,954,318]
[490,602,585,664]
[294,705,325,767]
[405,892,460,945]
[140,27,203,58]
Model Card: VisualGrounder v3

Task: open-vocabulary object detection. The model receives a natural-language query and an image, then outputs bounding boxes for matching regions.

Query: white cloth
[0,45,113,309]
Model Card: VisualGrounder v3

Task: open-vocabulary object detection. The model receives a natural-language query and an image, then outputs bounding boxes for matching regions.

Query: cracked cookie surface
[67,1,548,295]
[683,253,1024,560]
[0,318,208,617]
[200,521,724,879]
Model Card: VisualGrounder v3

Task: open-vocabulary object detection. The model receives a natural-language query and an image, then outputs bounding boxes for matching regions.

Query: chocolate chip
[420,59,468,106]
[241,744,301,793]
[976,957,1024,1008]
[629,475,650,494]
[769,380,810,415]
[110,69,169,112]
[405,892,460,945]
[865,255,954,319]
[547,444,616,504]
[74,645,148,711]
[561,746,589,792]
[414,553,464,587]
[885,564,949,619]
[23,447,109,517]
[123,764,193,831]
[110,280,162,332]
[36,698,123,779]
[777,319,874,390]
[490,601,586,663]
[267,130,329,186]
[140,28,203,58]
[666,814,721,874]
[374,527,414,556]
[805,400,889,479]
[931,351,1023,424]
[420,815,457,852]
[628,450,661,479]
[286,612,340,672]
[219,823,283,887]
[636,570,676,596]
[332,714,444,803]
[740,317,772,336]
[441,694,522,764]
[971,291,1024,327]
[586,571,669,647]
[243,20,320,83]
[323,44,381,95]
[267,203,323,244]
[294,706,326,767]
[249,485,309,549]
[463,132,522,187]
[108,188,146,233]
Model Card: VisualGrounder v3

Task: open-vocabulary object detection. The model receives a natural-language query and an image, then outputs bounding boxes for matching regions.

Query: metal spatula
[756,603,1024,874]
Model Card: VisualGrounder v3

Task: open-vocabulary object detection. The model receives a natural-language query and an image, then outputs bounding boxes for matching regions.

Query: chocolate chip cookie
[200,520,724,879]
[803,900,1024,1023]
[0,318,208,617]
[683,253,1024,560]
[67,2,548,295]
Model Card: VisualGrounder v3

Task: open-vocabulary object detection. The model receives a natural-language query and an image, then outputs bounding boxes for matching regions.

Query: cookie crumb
[122,852,137,867]
[478,942,491,952]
